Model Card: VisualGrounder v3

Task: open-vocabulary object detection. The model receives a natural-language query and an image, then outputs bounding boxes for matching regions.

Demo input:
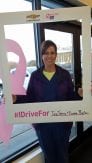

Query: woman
[15,40,82,163]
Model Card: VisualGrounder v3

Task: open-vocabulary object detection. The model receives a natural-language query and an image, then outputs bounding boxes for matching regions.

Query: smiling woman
[14,40,83,163]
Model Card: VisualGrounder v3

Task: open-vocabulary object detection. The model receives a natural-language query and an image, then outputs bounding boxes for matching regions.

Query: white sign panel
[0,6,91,123]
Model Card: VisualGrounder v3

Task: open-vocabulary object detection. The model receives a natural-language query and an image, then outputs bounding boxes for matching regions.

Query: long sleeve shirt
[16,65,81,104]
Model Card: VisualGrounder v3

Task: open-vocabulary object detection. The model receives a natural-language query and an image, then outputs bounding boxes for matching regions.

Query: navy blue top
[16,65,80,103]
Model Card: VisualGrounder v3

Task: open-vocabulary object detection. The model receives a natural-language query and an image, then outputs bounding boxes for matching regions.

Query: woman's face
[42,46,57,67]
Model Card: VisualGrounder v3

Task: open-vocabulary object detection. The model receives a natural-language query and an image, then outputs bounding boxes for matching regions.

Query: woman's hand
[12,95,17,103]
[78,88,83,97]
[78,82,92,97]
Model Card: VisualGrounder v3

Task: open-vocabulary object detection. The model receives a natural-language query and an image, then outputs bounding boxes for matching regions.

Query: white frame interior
[0,6,91,123]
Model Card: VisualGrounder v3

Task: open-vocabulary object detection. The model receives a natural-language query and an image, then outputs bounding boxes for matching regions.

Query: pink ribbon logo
[0,39,26,143]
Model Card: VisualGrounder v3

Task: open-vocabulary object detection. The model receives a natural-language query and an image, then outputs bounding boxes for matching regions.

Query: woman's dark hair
[41,40,57,55]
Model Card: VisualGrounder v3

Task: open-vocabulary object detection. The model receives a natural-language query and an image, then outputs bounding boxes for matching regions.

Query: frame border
[0,6,91,123]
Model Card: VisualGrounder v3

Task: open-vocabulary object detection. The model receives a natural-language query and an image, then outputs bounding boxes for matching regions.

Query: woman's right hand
[78,88,83,97]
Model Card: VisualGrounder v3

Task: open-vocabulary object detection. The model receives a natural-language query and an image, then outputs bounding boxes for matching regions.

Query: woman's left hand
[78,88,83,97]
[78,82,92,97]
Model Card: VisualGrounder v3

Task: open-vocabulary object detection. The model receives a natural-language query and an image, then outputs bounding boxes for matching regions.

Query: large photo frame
[0,6,91,123]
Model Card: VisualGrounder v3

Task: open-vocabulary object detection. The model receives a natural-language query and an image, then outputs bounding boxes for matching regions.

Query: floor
[70,136,92,163]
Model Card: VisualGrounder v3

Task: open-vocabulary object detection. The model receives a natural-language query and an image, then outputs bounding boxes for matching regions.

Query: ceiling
[61,0,92,26]
[64,0,85,6]
[64,0,92,7]
[78,0,92,7]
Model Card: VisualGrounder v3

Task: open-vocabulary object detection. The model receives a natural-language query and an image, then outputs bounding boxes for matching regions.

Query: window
[0,0,32,12]
[45,29,73,78]
[0,0,38,162]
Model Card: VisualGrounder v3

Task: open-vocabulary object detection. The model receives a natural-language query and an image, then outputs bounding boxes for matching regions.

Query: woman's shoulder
[30,67,43,79]
[56,64,70,75]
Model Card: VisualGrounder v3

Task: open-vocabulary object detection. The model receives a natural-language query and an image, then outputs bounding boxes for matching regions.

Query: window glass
[0,0,37,161]
[41,1,62,9]
[41,6,49,10]
[5,24,36,89]
[45,29,74,80]
[0,0,32,12]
